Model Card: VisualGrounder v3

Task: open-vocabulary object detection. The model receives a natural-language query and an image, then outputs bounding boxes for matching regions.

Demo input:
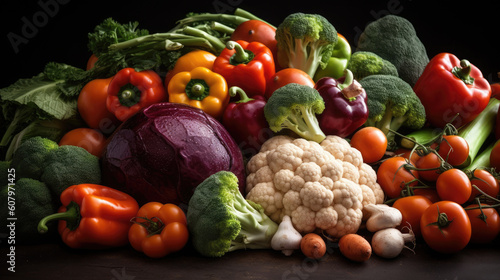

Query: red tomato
[436,169,472,204]
[377,157,419,199]
[465,204,500,244]
[393,195,432,237]
[413,188,441,203]
[420,201,471,254]
[86,54,98,70]
[468,169,499,202]
[435,135,469,166]
[394,148,421,164]
[78,77,119,131]
[415,152,442,182]
[230,20,277,63]
[265,68,315,99]
[350,127,388,164]
[59,128,107,157]
[490,140,500,171]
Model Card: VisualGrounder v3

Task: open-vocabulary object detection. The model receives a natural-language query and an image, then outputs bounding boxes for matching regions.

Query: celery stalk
[464,141,495,171]
[458,98,500,169]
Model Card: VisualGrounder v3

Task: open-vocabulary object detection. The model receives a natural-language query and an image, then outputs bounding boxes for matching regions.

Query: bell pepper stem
[452,59,475,85]
[186,79,210,101]
[338,69,354,91]
[227,41,254,65]
[38,201,81,234]
[229,86,254,103]
[339,69,363,102]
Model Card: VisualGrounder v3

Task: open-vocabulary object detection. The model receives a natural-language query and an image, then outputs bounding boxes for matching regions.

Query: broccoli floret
[41,145,101,196]
[187,171,278,257]
[10,136,59,180]
[275,13,338,78]
[264,83,326,143]
[359,75,426,146]
[0,178,58,244]
[347,51,399,80]
[356,15,429,86]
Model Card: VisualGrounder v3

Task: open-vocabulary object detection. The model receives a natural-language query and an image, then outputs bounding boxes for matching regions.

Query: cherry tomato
[436,169,471,204]
[434,135,469,166]
[59,128,107,157]
[77,77,119,131]
[394,148,421,164]
[420,201,471,254]
[490,140,500,171]
[265,68,315,99]
[230,20,277,60]
[465,204,500,244]
[393,195,432,237]
[468,169,499,202]
[415,152,442,182]
[86,54,98,70]
[413,188,441,203]
[350,127,388,164]
[377,157,419,199]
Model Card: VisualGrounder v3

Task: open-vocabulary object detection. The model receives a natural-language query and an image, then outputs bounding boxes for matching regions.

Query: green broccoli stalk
[264,83,326,143]
[275,13,338,78]
[187,171,278,257]
[359,75,426,148]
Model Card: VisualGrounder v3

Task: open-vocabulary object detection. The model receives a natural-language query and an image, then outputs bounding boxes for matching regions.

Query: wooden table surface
[2,236,499,280]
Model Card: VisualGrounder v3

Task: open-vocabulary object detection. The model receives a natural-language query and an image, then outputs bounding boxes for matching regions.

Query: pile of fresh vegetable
[1,7,500,263]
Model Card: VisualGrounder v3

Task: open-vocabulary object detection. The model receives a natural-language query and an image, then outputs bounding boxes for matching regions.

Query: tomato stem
[426,205,454,236]
[130,216,165,237]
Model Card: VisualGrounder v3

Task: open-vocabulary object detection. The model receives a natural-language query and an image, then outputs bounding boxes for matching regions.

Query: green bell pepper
[314,33,351,81]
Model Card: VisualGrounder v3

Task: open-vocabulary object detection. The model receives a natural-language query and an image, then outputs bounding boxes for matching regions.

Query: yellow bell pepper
[168,67,229,119]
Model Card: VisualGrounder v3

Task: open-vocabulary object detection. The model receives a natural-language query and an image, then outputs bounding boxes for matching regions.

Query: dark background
[1,0,498,88]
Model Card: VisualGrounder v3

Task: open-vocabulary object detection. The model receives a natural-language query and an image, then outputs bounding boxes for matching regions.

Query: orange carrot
[338,234,372,262]
[300,233,326,259]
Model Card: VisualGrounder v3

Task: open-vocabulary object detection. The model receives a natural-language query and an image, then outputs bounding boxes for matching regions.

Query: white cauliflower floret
[246,136,382,238]
[291,206,316,233]
[295,162,322,182]
[246,182,283,222]
[300,182,334,211]
[321,136,364,168]
[359,163,385,204]
[267,143,303,173]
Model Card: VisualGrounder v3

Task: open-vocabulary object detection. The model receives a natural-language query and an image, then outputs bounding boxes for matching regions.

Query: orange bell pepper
[164,49,217,87]
[128,202,189,258]
[167,66,229,119]
[38,184,139,249]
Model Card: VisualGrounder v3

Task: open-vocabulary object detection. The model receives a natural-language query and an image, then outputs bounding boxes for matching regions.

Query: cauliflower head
[246,135,384,238]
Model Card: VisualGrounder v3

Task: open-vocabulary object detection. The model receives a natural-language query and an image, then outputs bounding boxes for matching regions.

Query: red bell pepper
[314,70,368,138]
[213,40,275,98]
[106,68,167,122]
[413,53,491,129]
[38,184,139,249]
[222,87,272,158]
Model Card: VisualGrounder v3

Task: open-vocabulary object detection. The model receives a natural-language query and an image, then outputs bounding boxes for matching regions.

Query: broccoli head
[264,83,326,143]
[187,171,278,257]
[275,13,338,78]
[347,51,399,80]
[359,75,426,146]
[41,145,101,196]
[356,15,429,86]
[0,178,58,244]
[10,136,59,180]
